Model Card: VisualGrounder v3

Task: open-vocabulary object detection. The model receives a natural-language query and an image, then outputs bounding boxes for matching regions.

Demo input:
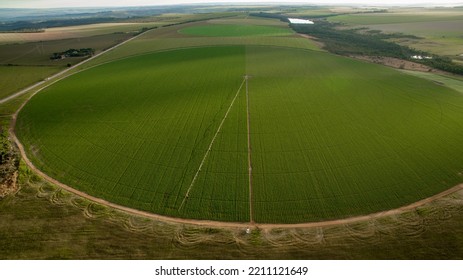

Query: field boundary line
[178,77,246,211]
[245,75,254,224]
[10,126,463,229]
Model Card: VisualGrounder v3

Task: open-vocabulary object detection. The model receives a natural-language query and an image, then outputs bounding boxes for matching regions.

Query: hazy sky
[1,0,462,8]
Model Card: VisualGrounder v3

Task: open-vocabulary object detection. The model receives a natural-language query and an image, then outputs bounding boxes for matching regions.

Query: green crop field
[246,46,463,223]
[17,46,248,222]
[208,16,288,27]
[16,41,463,223]
[82,22,320,69]
[178,24,294,37]
[0,33,133,66]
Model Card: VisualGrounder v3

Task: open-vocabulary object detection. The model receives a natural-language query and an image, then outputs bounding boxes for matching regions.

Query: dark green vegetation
[179,24,293,37]
[16,44,463,223]
[50,48,95,60]
[290,20,463,75]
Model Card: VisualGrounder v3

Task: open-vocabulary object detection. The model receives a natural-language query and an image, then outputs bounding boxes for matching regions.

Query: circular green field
[178,24,294,37]
[16,45,463,223]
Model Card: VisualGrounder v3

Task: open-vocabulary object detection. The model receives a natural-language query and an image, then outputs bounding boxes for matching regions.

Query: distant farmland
[178,24,294,37]
[15,20,463,224]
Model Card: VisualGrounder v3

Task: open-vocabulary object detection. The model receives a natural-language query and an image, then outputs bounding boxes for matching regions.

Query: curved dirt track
[8,29,463,229]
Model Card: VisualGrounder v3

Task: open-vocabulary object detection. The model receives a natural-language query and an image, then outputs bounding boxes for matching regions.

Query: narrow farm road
[178,77,247,211]
[245,74,254,224]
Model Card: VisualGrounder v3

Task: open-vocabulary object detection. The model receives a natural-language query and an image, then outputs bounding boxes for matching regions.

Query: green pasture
[178,24,294,37]
[94,36,320,63]
[16,45,463,223]
[329,11,463,57]
[329,12,463,25]
[0,66,60,100]
[0,23,157,45]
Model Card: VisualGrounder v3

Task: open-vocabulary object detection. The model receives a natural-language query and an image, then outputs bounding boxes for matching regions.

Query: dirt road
[0,29,146,105]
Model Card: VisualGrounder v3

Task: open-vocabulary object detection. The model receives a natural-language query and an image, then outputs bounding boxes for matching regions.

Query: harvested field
[0,33,133,66]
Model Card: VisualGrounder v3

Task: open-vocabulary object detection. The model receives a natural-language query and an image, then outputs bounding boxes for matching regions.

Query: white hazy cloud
[1,0,463,8]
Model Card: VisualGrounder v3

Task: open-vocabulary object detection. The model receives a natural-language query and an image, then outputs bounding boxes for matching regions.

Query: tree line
[50,48,95,60]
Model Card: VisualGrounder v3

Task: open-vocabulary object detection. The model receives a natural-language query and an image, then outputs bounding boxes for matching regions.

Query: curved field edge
[14,44,458,222]
[3,163,463,259]
[178,24,294,37]
[8,139,463,230]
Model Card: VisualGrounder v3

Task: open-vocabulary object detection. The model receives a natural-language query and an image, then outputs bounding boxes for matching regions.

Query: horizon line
[1,1,463,9]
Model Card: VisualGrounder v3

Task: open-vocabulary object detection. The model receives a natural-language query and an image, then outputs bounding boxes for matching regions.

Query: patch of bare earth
[298,33,326,49]
[350,55,440,73]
